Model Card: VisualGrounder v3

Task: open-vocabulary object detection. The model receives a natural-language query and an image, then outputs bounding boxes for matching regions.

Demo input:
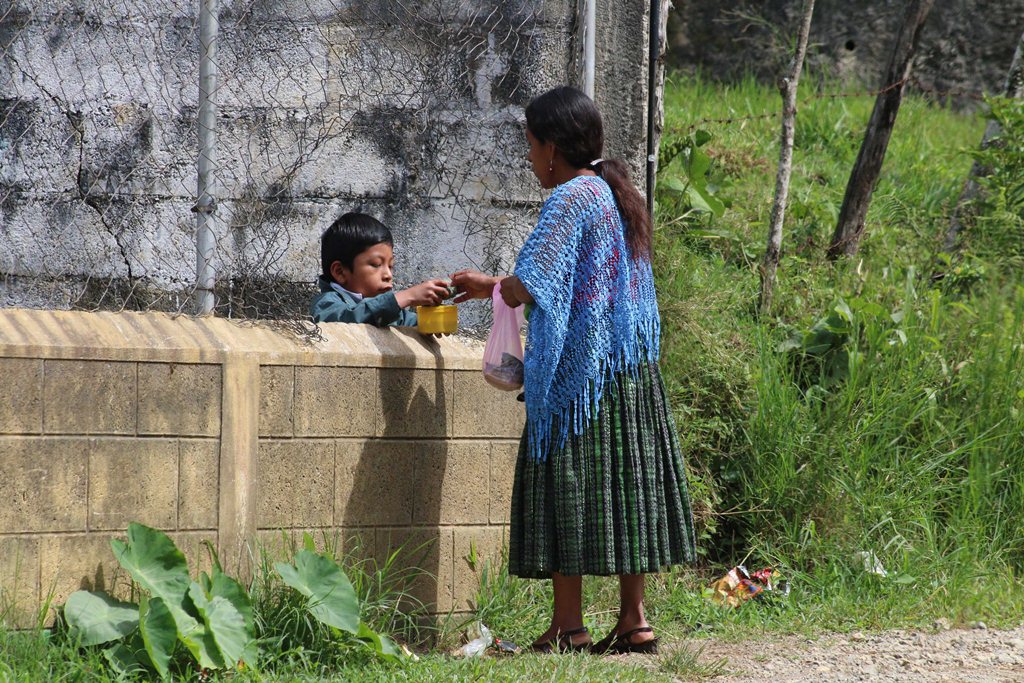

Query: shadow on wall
[343,333,451,614]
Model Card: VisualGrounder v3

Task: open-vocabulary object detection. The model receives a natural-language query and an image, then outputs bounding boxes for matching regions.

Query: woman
[452,86,696,655]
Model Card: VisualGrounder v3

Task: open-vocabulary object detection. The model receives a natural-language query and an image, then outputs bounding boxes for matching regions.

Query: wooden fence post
[827,0,935,260]
[759,0,816,315]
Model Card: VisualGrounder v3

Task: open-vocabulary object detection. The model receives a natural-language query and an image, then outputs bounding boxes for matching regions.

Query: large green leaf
[693,129,712,147]
[139,596,176,679]
[662,175,689,194]
[239,638,261,670]
[171,582,223,670]
[178,622,222,671]
[188,582,249,667]
[684,146,711,180]
[686,184,726,218]
[110,524,191,606]
[179,624,223,670]
[275,550,360,634]
[357,621,403,662]
[211,570,254,633]
[110,523,210,665]
[198,538,256,665]
[206,596,249,667]
[103,632,151,675]
[210,565,256,666]
[64,591,139,646]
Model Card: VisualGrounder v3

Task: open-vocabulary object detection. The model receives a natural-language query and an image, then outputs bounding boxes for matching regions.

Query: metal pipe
[645,0,660,218]
[582,0,596,98]
[194,0,219,315]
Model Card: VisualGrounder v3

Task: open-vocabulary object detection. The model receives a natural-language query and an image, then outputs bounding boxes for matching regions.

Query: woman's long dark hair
[525,86,651,259]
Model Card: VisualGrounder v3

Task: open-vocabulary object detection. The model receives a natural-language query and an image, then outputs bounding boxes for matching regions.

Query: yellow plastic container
[416,304,458,334]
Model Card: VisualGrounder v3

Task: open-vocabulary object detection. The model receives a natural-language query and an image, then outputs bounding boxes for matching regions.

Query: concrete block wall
[0,2,651,315]
[668,0,1024,102]
[0,309,523,626]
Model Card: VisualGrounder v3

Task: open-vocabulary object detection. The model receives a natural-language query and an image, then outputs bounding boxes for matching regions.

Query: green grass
[654,72,1024,636]
[3,74,1022,682]
[0,629,117,682]
[259,652,665,683]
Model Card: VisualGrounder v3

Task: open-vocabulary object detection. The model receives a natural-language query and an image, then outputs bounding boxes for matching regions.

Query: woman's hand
[450,269,501,304]
[499,275,534,308]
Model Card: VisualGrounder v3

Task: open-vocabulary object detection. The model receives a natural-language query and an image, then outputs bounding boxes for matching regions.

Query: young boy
[311,212,450,326]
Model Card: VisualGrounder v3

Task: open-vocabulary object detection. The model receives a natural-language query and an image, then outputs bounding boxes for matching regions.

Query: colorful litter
[709,565,787,607]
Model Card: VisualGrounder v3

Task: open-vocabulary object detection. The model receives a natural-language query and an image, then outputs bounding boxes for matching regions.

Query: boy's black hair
[320,212,393,278]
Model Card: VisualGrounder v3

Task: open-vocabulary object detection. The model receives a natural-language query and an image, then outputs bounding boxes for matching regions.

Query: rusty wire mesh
[1,1,574,326]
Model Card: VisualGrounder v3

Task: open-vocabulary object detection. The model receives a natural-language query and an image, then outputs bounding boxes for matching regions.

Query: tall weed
[965,97,1024,269]
[655,74,1024,614]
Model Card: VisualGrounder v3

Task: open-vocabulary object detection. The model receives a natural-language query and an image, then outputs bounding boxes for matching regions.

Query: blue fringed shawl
[514,175,661,462]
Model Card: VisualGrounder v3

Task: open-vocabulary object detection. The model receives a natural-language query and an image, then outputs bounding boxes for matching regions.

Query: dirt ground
[695,624,1024,682]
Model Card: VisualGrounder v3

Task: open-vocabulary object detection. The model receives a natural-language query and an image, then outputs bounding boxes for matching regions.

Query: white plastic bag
[460,622,493,657]
[483,282,525,391]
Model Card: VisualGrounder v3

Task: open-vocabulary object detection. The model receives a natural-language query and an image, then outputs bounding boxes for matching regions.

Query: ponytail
[593,159,652,260]
[526,86,652,261]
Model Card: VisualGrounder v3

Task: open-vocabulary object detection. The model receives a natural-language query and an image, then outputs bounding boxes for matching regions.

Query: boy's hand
[450,269,501,303]
[395,279,451,309]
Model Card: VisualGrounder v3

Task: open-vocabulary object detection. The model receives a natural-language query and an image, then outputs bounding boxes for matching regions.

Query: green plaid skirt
[509,361,697,578]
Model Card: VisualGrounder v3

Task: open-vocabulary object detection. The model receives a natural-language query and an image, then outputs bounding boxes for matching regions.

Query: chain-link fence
[1,1,585,324]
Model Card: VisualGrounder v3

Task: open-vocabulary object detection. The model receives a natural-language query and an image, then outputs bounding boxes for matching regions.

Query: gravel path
[696,624,1024,682]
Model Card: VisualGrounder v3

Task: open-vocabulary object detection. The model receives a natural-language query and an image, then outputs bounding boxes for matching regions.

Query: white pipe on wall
[194,0,219,316]
[582,0,596,98]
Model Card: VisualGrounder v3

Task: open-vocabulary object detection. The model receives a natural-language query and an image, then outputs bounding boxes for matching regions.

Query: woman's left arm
[499,275,534,308]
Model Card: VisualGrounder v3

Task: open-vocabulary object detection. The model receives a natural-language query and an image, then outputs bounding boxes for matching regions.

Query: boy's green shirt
[310,276,418,327]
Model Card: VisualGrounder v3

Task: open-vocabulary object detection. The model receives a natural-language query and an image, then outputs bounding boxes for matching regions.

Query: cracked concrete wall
[668,1,1024,102]
[0,1,653,319]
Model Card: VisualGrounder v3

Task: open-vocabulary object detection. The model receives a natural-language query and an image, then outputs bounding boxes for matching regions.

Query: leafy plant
[275,543,403,661]
[62,524,405,678]
[934,251,986,294]
[968,96,1024,269]
[659,128,726,220]
[63,524,254,677]
[777,299,854,390]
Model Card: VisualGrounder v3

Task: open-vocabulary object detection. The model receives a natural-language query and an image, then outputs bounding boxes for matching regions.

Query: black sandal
[590,626,659,655]
[529,626,592,654]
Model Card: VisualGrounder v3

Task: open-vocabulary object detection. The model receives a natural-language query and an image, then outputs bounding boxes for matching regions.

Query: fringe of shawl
[524,314,661,462]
